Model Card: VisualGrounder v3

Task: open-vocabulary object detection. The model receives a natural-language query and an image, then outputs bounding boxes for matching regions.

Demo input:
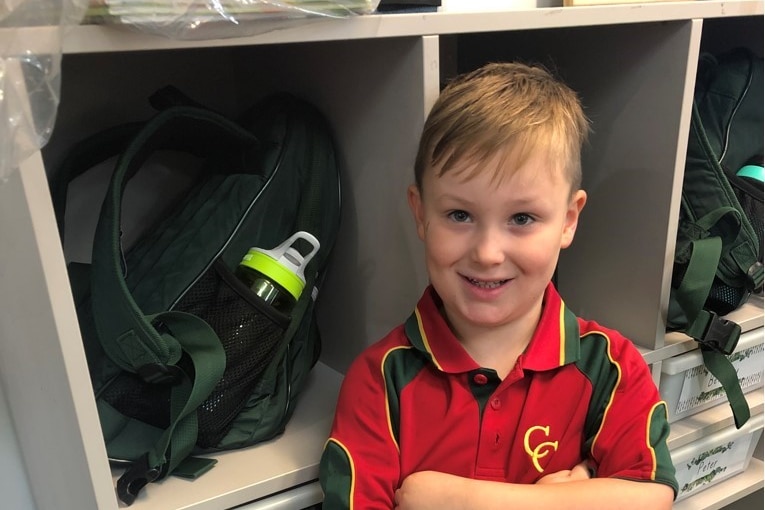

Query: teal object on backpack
[51,90,341,505]
[668,48,763,429]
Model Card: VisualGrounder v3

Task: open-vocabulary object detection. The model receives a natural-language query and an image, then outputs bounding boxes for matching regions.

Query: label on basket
[675,343,764,415]
[675,433,753,499]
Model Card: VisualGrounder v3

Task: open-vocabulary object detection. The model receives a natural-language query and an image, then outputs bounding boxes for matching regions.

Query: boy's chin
[449,305,516,330]
[447,293,545,329]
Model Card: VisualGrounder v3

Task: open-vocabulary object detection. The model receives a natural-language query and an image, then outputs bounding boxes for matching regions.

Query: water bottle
[235,231,321,315]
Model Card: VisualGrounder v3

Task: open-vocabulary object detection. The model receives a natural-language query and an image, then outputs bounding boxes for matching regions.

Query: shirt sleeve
[585,330,679,497]
[319,343,402,509]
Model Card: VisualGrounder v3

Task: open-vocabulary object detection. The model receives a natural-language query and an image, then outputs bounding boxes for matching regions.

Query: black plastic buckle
[137,362,183,384]
[116,453,161,506]
[698,312,740,355]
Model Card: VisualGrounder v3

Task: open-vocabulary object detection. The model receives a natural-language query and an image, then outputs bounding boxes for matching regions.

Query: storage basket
[660,328,764,423]
[671,412,763,501]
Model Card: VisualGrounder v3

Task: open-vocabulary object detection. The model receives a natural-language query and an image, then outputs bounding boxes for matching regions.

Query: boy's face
[408,149,586,338]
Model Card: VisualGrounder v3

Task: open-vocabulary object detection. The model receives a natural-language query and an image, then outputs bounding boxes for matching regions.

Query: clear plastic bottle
[234,231,320,315]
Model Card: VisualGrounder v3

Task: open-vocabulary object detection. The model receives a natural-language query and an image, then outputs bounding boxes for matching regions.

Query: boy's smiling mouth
[464,276,510,289]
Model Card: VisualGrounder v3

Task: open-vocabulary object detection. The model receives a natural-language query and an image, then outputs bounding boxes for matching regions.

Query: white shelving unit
[0,2,762,509]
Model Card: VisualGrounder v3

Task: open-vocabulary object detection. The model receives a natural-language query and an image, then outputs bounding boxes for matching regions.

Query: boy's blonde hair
[414,62,590,192]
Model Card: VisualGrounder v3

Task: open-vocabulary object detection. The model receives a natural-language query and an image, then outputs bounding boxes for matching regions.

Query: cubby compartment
[43,35,441,379]
[699,15,764,56]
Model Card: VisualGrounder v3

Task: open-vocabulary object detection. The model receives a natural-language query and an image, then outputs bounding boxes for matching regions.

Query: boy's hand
[535,461,592,484]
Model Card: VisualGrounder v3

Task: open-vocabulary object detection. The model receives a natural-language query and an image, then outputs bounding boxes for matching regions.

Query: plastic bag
[82,0,382,40]
[0,0,86,182]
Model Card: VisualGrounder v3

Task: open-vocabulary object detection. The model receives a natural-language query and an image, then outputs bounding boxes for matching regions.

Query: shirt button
[490,398,501,410]
[473,373,488,385]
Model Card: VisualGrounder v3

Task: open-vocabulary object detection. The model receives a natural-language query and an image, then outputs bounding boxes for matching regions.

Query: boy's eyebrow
[435,191,471,202]
[431,193,474,208]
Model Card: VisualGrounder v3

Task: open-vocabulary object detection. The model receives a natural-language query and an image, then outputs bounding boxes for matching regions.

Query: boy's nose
[471,227,506,266]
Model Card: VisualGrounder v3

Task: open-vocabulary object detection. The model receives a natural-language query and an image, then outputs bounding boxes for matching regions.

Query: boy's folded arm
[394,470,675,510]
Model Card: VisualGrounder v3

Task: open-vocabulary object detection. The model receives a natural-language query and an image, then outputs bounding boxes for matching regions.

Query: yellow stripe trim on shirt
[415,307,443,371]
[381,345,411,454]
[589,332,623,457]
[325,438,356,510]
[645,401,668,481]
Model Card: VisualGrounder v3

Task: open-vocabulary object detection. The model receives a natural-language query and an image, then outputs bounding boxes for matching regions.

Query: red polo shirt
[320,283,678,508]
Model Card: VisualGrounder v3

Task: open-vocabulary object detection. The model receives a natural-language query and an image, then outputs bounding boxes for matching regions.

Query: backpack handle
[50,88,255,244]
[51,122,143,243]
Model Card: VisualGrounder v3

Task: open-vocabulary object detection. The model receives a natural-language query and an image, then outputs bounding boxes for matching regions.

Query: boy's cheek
[422,235,464,271]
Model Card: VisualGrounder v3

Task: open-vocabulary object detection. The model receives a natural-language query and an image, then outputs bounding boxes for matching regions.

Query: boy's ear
[561,189,587,249]
[407,184,427,240]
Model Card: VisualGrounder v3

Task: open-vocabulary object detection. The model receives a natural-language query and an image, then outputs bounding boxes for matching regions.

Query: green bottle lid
[239,231,321,301]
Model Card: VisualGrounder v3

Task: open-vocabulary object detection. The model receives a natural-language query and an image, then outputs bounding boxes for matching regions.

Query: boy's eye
[511,213,534,226]
[448,210,471,223]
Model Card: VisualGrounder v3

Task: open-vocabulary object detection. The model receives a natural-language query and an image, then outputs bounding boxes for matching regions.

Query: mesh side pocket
[98,259,289,451]
[175,259,289,448]
[707,279,747,314]
[707,187,761,313]
[99,370,173,430]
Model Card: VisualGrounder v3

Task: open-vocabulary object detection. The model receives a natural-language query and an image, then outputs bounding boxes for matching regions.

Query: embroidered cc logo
[523,425,559,473]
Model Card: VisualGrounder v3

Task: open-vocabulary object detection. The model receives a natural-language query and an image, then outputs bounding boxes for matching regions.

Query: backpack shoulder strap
[114,310,226,505]
[670,207,751,428]
[85,106,259,501]
[671,240,751,428]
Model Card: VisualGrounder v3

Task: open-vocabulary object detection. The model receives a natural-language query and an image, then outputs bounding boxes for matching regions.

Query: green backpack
[668,47,763,429]
[51,90,341,505]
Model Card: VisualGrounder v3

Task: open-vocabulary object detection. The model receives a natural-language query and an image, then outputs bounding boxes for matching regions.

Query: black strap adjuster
[697,312,740,355]
[116,453,161,506]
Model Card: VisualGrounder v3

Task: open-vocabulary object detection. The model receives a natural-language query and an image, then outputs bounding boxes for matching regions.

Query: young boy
[319,62,678,509]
